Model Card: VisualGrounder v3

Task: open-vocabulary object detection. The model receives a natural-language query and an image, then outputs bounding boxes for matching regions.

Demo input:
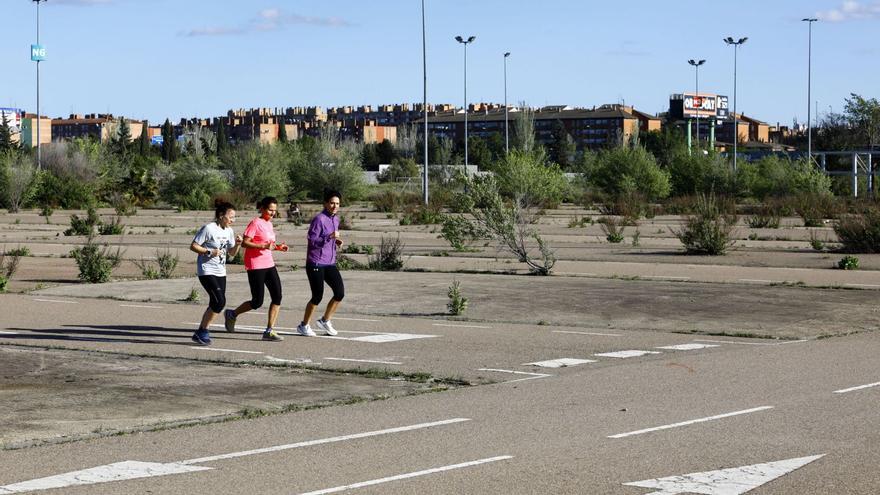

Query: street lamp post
[33,0,48,170]
[802,18,818,163]
[504,52,510,155]
[724,36,747,171]
[688,59,705,152]
[455,35,475,167]
[421,0,429,205]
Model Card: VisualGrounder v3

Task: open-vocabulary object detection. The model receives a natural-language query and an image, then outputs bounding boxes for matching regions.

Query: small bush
[341,242,374,255]
[838,255,859,270]
[371,190,421,213]
[834,209,880,253]
[6,246,30,257]
[796,193,838,228]
[447,279,468,316]
[808,230,826,251]
[98,216,125,235]
[674,193,737,255]
[336,254,366,270]
[746,205,781,229]
[568,216,593,228]
[368,235,405,271]
[599,217,625,243]
[440,214,484,251]
[0,250,23,293]
[183,287,200,302]
[65,207,99,236]
[400,204,444,226]
[71,233,122,283]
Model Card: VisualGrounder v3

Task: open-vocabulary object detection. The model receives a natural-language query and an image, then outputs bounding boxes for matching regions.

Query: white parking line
[524,358,596,368]
[478,368,553,383]
[189,347,264,355]
[0,331,19,335]
[324,357,402,365]
[553,330,622,337]
[656,343,720,351]
[297,456,514,495]
[594,350,662,359]
[608,406,774,439]
[265,356,314,364]
[181,418,471,464]
[119,304,162,309]
[833,381,880,394]
[845,283,880,289]
[432,323,493,329]
[33,298,77,304]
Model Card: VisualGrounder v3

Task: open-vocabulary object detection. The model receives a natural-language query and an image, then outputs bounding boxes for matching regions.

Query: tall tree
[0,114,13,153]
[278,119,288,143]
[548,120,576,170]
[215,121,228,155]
[137,123,150,156]
[376,139,396,164]
[844,93,880,149]
[109,117,132,159]
[161,119,178,163]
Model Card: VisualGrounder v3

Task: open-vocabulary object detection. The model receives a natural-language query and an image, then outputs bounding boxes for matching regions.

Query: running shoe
[191,329,212,346]
[262,329,284,341]
[224,309,236,332]
[296,323,316,337]
[315,318,338,336]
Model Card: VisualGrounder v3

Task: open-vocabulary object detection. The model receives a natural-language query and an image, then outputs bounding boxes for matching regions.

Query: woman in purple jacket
[297,190,345,337]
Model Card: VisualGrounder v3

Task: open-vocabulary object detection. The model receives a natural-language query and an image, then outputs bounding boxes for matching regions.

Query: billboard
[670,93,729,119]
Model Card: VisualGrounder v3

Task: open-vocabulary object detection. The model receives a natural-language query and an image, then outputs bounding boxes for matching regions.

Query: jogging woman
[224,196,288,342]
[190,200,242,346]
[297,189,344,337]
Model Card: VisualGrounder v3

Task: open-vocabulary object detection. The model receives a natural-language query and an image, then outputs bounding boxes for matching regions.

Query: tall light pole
[33,0,48,170]
[803,18,818,163]
[455,35,475,167]
[688,59,705,152]
[724,36,747,171]
[504,51,510,155]
[421,0,429,205]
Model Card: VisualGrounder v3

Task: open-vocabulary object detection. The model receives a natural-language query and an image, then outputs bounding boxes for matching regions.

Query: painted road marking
[265,356,314,364]
[478,368,553,383]
[33,298,77,304]
[119,304,162,309]
[0,461,211,494]
[524,358,596,368]
[197,323,436,343]
[179,418,471,464]
[432,323,493,329]
[0,419,472,494]
[608,406,774,439]
[333,317,381,322]
[348,333,438,343]
[553,330,622,337]
[594,350,662,359]
[324,357,402,365]
[694,339,807,347]
[297,456,514,495]
[623,454,825,494]
[0,331,19,335]
[833,381,880,394]
[656,343,720,351]
[189,347,263,355]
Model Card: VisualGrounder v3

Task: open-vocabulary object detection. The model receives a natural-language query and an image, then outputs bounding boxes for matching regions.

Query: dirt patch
[0,346,437,450]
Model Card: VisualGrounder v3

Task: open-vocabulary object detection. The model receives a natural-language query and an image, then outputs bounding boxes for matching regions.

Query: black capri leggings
[247,266,282,310]
[306,265,344,306]
[198,275,227,313]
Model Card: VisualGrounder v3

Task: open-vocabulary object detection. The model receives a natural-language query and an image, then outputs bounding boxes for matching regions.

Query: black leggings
[306,265,344,305]
[247,266,282,310]
[198,275,227,313]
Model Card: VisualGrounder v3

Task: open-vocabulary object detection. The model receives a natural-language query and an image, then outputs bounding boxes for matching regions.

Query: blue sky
[2,0,878,127]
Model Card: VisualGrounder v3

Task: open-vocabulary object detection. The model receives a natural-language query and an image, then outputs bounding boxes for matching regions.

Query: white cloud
[181,8,352,37]
[817,1,880,21]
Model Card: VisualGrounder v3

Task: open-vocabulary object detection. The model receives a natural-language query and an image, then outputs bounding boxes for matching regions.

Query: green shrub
[737,156,832,199]
[161,161,230,210]
[341,242,374,255]
[378,157,420,183]
[223,142,289,202]
[400,204,444,226]
[440,214,484,251]
[746,204,781,229]
[834,209,880,253]
[675,193,737,255]
[584,145,671,201]
[494,150,569,208]
[98,216,125,235]
[368,235,405,271]
[447,279,468,316]
[65,207,100,236]
[795,192,839,227]
[71,234,122,283]
[668,151,737,197]
[838,255,859,270]
[599,217,626,243]
[808,230,826,251]
[371,190,421,213]
[0,249,22,292]
[336,254,366,270]
[6,246,30,257]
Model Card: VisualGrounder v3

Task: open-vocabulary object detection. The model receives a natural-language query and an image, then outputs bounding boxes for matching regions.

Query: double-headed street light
[455,35,476,167]
[503,52,510,155]
[724,36,747,171]
[802,18,818,163]
[687,59,706,152]
[33,0,48,170]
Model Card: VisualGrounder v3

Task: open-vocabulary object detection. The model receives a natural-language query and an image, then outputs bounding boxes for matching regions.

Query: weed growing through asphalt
[837,255,859,270]
[447,279,468,316]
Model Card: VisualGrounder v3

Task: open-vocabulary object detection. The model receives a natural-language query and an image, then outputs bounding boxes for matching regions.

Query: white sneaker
[297,323,316,337]
[315,318,338,336]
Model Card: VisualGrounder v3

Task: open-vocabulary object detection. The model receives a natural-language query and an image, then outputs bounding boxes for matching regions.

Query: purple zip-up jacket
[306,210,339,266]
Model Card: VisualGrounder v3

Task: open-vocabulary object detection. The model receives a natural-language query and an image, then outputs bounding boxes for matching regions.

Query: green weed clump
[834,209,880,253]
[837,255,859,270]
[674,193,737,255]
[71,233,122,283]
[447,279,468,316]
